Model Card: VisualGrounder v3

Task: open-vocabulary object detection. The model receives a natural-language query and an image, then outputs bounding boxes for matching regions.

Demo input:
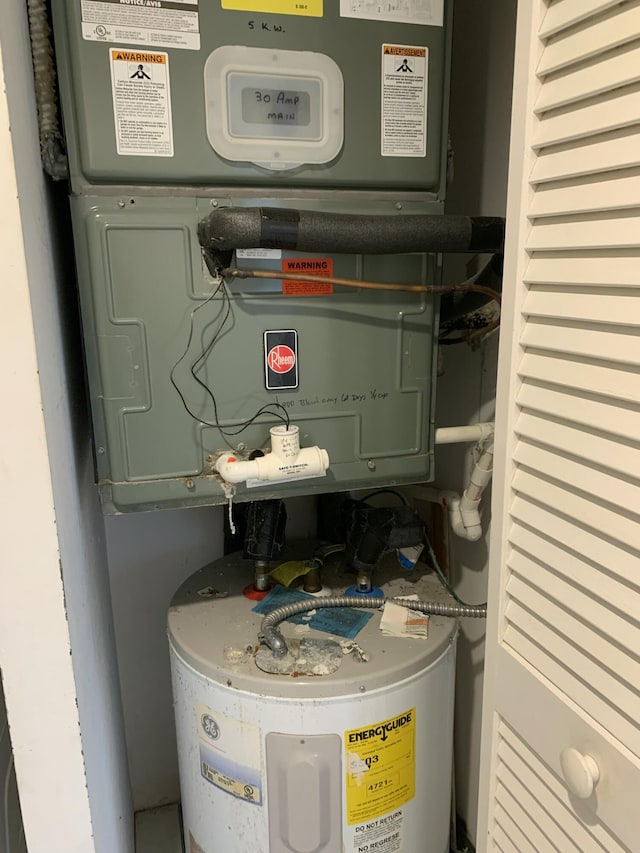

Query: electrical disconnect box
[50,0,453,513]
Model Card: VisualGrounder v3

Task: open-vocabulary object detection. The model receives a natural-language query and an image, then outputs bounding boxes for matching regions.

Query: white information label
[82,0,200,51]
[197,704,262,805]
[109,48,174,157]
[340,0,442,27]
[349,809,405,852]
[381,44,428,158]
[236,248,283,259]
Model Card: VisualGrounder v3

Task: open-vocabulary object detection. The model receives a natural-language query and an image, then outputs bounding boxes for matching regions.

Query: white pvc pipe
[216,425,329,485]
[435,423,494,445]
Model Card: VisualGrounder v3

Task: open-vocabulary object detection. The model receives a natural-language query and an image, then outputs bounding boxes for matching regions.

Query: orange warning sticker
[282,258,334,296]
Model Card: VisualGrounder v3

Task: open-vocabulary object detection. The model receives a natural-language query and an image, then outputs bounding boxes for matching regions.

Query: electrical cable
[423,535,487,608]
[169,281,290,445]
[360,489,409,506]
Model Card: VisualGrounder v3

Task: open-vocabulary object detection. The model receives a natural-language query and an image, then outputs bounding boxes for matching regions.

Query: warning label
[381,44,429,158]
[345,708,416,825]
[222,0,322,17]
[282,257,334,296]
[351,810,404,853]
[340,0,443,27]
[81,0,200,51]
[109,48,173,157]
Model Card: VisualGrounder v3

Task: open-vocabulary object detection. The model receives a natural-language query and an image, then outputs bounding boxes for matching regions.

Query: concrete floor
[135,804,183,853]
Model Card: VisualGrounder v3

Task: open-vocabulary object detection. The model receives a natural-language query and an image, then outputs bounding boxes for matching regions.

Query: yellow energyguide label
[221,0,323,17]
[345,708,416,824]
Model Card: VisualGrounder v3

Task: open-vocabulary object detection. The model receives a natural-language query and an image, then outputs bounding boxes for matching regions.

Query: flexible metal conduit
[27,0,68,179]
[199,207,505,256]
[260,595,487,657]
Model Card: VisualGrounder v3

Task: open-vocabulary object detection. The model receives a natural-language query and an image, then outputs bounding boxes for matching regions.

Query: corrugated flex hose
[260,595,487,657]
[27,0,68,180]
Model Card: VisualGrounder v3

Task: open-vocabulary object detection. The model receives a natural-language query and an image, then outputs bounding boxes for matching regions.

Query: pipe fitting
[216,425,329,486]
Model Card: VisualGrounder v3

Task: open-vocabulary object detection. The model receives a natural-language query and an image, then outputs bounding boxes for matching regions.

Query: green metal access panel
[51,0,452,513]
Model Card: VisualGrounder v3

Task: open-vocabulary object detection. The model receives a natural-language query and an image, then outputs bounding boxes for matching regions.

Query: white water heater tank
[168,552,457,853]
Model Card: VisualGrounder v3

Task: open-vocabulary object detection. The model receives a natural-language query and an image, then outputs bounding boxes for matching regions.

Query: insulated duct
[198,207,505,257]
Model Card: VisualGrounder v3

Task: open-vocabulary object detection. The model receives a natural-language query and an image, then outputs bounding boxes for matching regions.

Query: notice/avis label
[381,45,429,158]
[109,48,173,157]
[81,0,200,51]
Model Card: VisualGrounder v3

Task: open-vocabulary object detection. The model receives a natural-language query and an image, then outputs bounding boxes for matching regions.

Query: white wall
[439,0,517,843]
[0,3,133,851]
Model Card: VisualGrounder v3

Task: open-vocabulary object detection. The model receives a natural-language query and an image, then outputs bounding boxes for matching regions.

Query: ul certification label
[381,45,428,157]
[198,705,262,805]
[345,708,415,825]
[82,0,200,51]
[109,49,173,156]
[264,330,299,390]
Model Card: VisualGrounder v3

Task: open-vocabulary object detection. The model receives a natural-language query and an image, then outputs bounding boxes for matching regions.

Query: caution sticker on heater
[345,708,415,825]
[381,44,429,158]
[109,49,173,157]
[221,0,322,17]
[282,258,334,296]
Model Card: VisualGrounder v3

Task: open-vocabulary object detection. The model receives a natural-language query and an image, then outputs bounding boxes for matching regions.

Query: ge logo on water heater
[267,344,296,374]
[201,714,220,740]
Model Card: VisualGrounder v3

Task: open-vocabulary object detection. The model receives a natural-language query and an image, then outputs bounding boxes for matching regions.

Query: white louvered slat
[497,725,629,853]
[517,380,640,441]
[520,317,640,365]
[509,520,640,611]
[539,0,625,39]
[504,596,638,720]
[538,4,640,76]
[527,212,640,251]
[531,128,640,184]
[513,438,639,516]
[497,760,582,852]
[509,549,640,656]
[515,410,640,479]
[523,285,640,326]
[512,467,639,546]
[529,169,640,217]
[535,44,640,114]
[510,496,638,590]
[506,571,640,683]
[525,251,640,287]
[519,350,640,404]
[495,786,554,853]
[493,802,532,853]
[533,88,640,149]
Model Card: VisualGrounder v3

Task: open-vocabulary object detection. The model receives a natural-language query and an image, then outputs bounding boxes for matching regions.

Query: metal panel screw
[395,202,403,210]
[97,446,105,454]
[117,200,126,209]
[210,199,218,207]
[186,478,195,490]
[367,460,376,471]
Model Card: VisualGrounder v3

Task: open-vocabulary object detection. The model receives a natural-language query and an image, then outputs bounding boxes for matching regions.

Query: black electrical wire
[360,489,409,506]
[423,534,487,609]
[169,281,290,445]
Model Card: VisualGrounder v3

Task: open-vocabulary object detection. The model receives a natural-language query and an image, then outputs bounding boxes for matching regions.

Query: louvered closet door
[477,2,640,851]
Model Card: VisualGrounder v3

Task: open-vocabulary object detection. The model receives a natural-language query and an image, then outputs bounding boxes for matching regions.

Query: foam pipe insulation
[198,207,506,256]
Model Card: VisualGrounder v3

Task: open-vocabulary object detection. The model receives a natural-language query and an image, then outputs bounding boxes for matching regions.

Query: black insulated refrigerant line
[198,207,506,257]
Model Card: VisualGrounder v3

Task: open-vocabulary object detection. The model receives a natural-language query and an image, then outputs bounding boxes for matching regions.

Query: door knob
[560,747,600,799]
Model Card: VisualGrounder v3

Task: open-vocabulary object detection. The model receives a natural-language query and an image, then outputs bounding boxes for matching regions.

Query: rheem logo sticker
[267,345,296,374]
[264,330,299,390]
